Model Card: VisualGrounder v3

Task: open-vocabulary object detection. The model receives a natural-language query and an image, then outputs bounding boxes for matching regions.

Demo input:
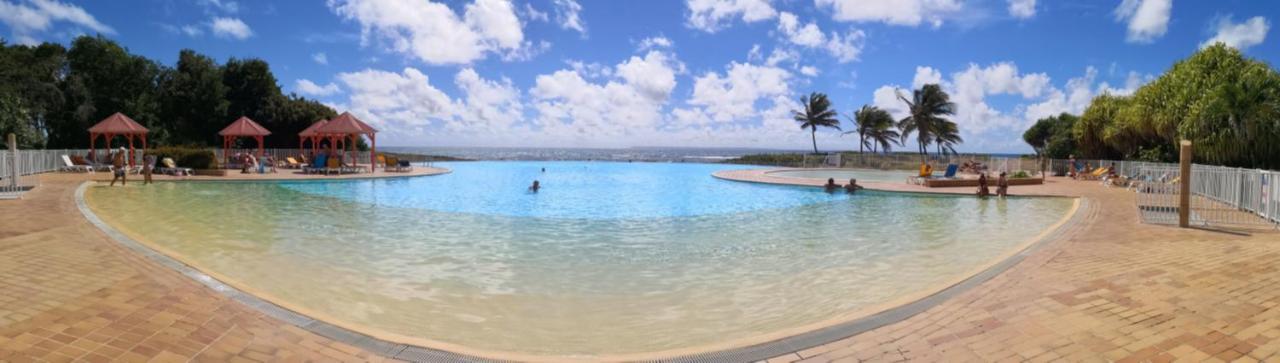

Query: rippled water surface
[85,161,1074,357]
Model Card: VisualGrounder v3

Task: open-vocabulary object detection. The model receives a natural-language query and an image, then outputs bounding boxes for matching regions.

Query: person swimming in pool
[529,180,540,192]
[844,178,864,194]
[824,178,839,193]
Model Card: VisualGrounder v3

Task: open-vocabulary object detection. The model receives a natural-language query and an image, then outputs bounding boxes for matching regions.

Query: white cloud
[452,68,524,133]
[336,67,456,131]
[210,17,252,40]
[1201,15,1270,50]
[329,0,527,65]
[530,50,682,139]
[181,24,203,36]
[685,62,791,123]
[312,52,328,65]
[198,0,239,13]
[685,0,777,33]
[637,36,674,51]
[799,66,819,77]
[295,79,342,97]
[1114,0,1171,43]
[522,3,549,22]
[553,0,586,35]
[1007,0,1035,19]
[0,0,114,44]
[775,12,866,63]
[816,0,962,28]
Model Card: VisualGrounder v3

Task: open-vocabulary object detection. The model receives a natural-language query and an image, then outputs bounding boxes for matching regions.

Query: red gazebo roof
[88,112,149,134]
[298,119,329,137]
[218,116,272,136]
[315,112,377,135]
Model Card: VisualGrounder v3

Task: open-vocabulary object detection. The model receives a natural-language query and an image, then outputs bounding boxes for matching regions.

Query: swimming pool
[766,168,916,183]
[85,161,1075,358]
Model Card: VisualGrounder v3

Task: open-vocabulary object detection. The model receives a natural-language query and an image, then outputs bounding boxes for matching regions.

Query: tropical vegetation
[1025,44,1280,169]
[896,84,957,162]
[0,35,341,150]
[793,92,841,154]
[846,105,899,153]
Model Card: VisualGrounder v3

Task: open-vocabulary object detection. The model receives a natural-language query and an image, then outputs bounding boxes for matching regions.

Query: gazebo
[297,119,329,155]
[218,116,272,166]
[314,112,377,171]
[88,112,148,167]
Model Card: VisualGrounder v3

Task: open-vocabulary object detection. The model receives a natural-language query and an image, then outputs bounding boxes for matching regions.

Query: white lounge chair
[60,155,93,173]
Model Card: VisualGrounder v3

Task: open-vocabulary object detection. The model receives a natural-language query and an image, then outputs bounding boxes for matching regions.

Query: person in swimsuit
[977,173,990,197]
[997,172,1009,197]
[844,178,864,194]
[142,154,155,185]
[110,147,127,186]
[824,178,839,193]
[529,180,541,193]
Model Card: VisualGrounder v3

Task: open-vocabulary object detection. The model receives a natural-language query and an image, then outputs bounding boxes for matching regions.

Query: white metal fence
[1116,159,1280,228]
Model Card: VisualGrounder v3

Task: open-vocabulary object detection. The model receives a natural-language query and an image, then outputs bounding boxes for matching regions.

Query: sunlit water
[766,169,916,183]
[85,161,1074,357]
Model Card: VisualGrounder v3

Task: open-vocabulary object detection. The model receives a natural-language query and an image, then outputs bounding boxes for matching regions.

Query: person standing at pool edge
[977,173,990,197]
[529,180,540,193]
[110,147,127,186]
[997,172,1009,198]
[142,153,154,185]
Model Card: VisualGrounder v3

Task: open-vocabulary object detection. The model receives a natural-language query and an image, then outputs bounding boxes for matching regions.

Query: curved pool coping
[76,172,1086,362]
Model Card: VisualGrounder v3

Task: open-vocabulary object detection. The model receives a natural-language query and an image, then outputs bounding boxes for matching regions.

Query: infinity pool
[85,161,1074,358]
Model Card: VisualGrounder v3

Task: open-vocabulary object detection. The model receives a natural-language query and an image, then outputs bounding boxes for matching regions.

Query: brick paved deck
[2,170,1278,362]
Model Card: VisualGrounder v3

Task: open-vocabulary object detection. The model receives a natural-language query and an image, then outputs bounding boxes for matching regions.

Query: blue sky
[1,0,1275,152]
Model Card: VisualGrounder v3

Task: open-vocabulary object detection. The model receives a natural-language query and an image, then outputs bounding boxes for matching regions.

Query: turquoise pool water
[86,161,1075,357]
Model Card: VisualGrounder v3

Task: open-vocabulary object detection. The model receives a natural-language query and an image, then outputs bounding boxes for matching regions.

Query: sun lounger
[398,160,413,172]
[156,157,193,176]
[303,154,325,174]
[325,157,342,175]
[60,155,93,172]
[283,157,303,169]
[908,164,957,184]
[1079,167,1109,181]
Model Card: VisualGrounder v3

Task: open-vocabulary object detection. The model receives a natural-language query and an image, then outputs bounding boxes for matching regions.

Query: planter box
[193,169,226,176]
[923,177,1043,188]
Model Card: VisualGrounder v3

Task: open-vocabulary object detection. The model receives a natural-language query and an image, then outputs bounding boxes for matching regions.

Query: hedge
[150,146,218,169]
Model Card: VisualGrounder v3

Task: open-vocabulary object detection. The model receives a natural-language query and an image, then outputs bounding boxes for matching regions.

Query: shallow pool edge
[76,181,1086,363]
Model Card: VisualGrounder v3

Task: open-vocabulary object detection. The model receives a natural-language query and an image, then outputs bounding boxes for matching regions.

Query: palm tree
[932,119,963,156]
[845,105,893,153]
[793,92,841,154]
[896,84,957,163]
[866,114,901,153]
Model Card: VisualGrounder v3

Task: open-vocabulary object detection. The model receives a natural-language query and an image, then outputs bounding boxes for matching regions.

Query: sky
[0,0,1276,152]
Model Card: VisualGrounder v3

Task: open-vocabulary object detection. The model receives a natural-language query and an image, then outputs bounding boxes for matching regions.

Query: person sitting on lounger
[824,178,839,193]
[241,154,258,174]
[529,180,541,193]
[919,163,934,177]
[110,147,127,186]
[997,172,1009,198]
[977,173,990,198]
[844,178,864,194]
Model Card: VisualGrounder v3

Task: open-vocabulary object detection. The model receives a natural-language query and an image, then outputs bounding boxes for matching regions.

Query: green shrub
[1012,170,1030,178]
[150,146,218,169]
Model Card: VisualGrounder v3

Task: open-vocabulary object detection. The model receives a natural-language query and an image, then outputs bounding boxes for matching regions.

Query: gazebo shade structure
[297,119,329,155]
[88,112,149,167]
[313,112,377,171]
[218,116,272,166]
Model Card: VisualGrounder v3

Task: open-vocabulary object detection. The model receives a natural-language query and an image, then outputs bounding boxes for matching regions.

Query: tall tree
[159,49,229,146]
[53,36,162,148]
[846,105,893,153]
[223,58,283,123]
[933,119,963,156]
[793,92,841,154]
[896,84,956,162]
[0,41,66,148]
[866,114,900,153]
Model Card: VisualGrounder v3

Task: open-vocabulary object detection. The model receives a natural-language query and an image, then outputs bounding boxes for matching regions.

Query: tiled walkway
[2,172,1278,362]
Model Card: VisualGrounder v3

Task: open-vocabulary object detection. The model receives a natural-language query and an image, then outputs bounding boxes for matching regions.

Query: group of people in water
[823,178,865,194]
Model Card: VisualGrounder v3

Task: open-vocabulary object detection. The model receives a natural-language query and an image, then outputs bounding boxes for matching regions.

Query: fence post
[7,134,18,189]
[1178,140,1192,228]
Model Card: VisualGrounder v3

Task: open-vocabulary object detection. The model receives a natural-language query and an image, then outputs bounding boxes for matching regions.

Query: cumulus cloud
[452,68,525,133]
[816,0,961,28]
[329,0,528,65]
[210,17,252,40]
[1114,0,1171,43]
[0,0,114,44]
[685,0,777,33]
[1201,15,1270,50]
[336,67,456,131]
[775,12,866,63]
[553,0,586,35]
[531,51,681,138]
[684,62,791,123]
[295,79,341,96]
[1007,0,1035,19]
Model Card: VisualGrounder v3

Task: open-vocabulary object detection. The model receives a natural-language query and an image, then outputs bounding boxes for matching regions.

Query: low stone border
[75,180,1088,363]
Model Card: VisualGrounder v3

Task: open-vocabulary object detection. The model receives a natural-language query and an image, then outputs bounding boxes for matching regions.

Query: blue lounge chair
[305,154,327,174]
[941,164,958,178]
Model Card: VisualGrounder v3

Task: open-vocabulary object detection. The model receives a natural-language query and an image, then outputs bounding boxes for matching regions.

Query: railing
[1117,158,1280,228]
